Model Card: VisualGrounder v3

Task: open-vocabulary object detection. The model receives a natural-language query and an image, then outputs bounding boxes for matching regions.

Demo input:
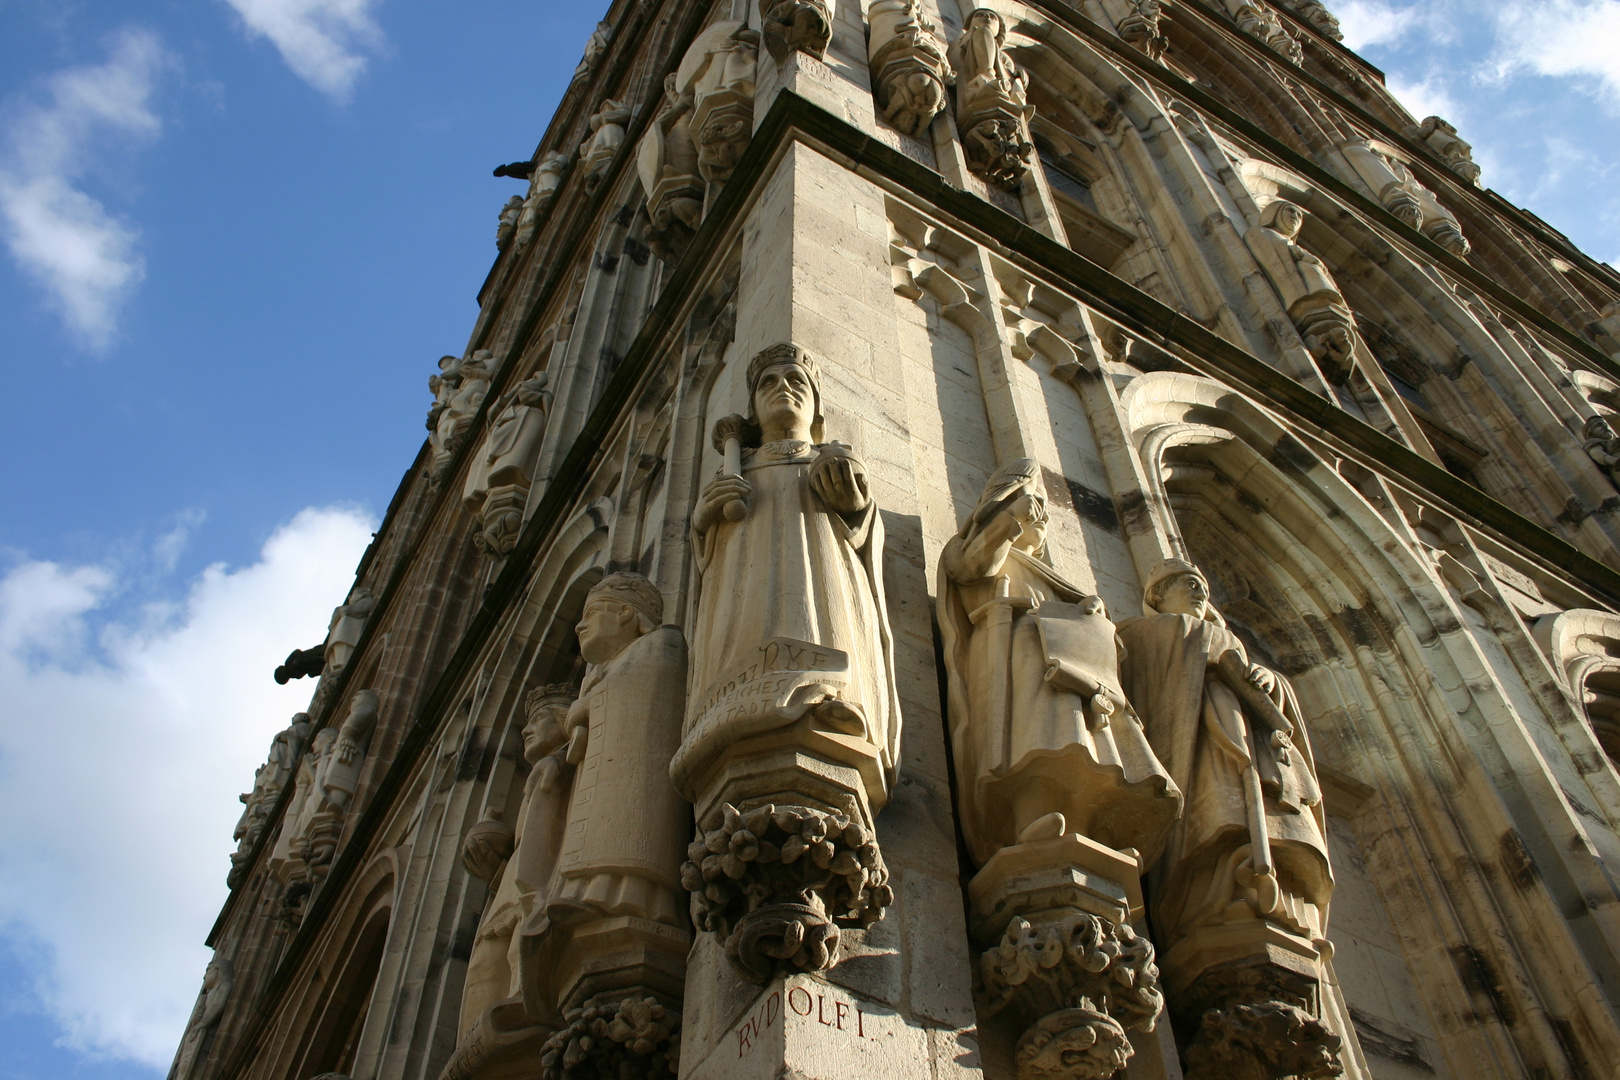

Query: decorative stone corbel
[758,0,834,62]
[672,343,901,983]
[539,995,680,1080]
[1406,115,1482,185]
[1118,0,1169,61]
[952,9,1036,189]
[868,0,953,137]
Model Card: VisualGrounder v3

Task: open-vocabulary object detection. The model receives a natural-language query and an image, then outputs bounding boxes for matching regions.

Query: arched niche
[284,853,398,1080]
[1120,371,1620,1076]
[1534,609,1620,766]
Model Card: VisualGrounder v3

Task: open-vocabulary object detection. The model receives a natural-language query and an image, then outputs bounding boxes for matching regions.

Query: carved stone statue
[1117,559,1337,1079]
[428,354,461,442]
[1226,1,1303,63]
[1277,0,1342,40]
[673,342,898,981]
[229,713,311,887]
[1339,138,1471,256]
[582,100,633,190]
[324,587,376,675]
[1407,115,1481,185]
[1244,200,1357,383]
[496,195,523,249]
[638,20,757,264]
[573,20,611,84]
[938,459,1181,867]
[1118,0,1168,61]
[758,0,833,62]
[952,9,1035,189]
[433,351,494,483]
[173,957,234,1080]
[516,151,568,250]
[868,0,952,137]
[443,686,577,1079]
[464,372,551,557]
[1585,416,1620,487]
[518,574,687,1077]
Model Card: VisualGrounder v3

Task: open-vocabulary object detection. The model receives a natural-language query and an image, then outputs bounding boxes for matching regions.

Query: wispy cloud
[1493,0,1620,110]
[0,29,169,352]
[222,0,385,102]
[1333,0,1420,52]
[0,507,374,1066]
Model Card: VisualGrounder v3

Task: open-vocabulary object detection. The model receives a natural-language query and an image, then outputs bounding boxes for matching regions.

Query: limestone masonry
[173,3,1620,1079]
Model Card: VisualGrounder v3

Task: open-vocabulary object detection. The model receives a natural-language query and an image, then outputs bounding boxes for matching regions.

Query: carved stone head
[576,572,663,664]
[962,457,1049,558]
[523,683,576,762]
[1142,557,1216,621]
[1260,199,1305,240]
[1587,415,1617,442]
[967,7,1007,45]
[744,342,825,443]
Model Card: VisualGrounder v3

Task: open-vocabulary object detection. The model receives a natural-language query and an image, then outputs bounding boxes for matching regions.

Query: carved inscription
[733,985,873,1059]
[697,637,850,726]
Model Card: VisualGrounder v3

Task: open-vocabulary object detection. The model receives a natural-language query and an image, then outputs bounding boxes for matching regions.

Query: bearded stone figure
[442,686,576,1080]
[1116,559,1339,1079]
[518,574,687,1076]
[938,459,1181,867]
[1244,200,1357,384]
[673,342,898,981]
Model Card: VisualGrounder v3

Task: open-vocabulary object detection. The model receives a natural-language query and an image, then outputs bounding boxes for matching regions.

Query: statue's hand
[460,825,514,881]
[565,725,589,766]
[695,474,752,531]
[1078,594,1106,618]
[1247,665,1278,696]
[810,450,871,514]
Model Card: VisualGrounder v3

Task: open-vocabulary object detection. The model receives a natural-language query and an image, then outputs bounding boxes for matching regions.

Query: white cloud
[0,29,169,352]
[1385,73,1462,125]
[1333,0,1419,52]
[1494,0,1620,109]
[222,0,385,102]
[0,506,375,1066]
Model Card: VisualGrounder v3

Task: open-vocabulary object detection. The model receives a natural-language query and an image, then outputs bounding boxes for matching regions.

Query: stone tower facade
[172,3,1620,1080]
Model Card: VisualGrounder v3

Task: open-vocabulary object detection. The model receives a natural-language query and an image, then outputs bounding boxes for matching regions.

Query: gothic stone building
[171,3,1620,1080]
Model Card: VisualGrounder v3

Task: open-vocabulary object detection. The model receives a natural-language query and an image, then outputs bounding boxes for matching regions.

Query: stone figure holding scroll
[675,342,900,798]
[938,459,1180,867]
[1244,200,1356,381]
[1116,559,1331,954]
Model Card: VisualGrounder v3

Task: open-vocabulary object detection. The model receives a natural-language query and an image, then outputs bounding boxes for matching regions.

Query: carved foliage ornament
[1184,1001,1343,1080]
[540,994,681,1080]
[982,912,1164,1080]
[681,802,893,983]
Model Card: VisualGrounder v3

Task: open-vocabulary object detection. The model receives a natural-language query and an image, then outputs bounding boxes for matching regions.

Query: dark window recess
[1038,146,1098,215]
[1378,362,1428,409]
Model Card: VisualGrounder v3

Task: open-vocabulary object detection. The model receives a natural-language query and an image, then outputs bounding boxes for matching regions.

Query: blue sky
[0,2,1615,1079]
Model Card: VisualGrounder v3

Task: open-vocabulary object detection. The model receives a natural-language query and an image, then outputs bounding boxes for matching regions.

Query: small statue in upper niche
[516,151,568,250]
[1407,115,1481,185]
[582,99,633,190]
[324,586,375,675]
[496,195,523,249]
[758,0,834,62]
[1585,416,1620,487]
[573,20,611,83]
[464,371,551,556]
[1116,560,1332,960]
[938,460,1182,868]
[868,0,952,137]
[1118,0,1169,61]
[1244,200,1357,384]
[952,9,1035,189]
[1277,0,1342,40]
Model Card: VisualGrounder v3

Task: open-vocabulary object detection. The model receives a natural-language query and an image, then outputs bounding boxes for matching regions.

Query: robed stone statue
[1116,559,1332,954]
